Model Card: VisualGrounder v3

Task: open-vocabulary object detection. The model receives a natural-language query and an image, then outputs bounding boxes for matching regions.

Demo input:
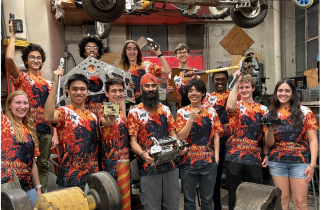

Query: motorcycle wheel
[82,0,125,23]
[230,0,268,29]
[95,21,112,39]
[292,0,314,9]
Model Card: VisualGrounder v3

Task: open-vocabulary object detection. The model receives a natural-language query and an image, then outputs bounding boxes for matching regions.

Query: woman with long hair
[1,90,41,207]
[265,79,318,210]
[119,40,171,105]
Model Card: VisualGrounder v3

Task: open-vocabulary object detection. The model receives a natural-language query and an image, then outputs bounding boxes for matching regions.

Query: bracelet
[309,165,315,169]
[140,151,146,160]
[35,184,42,189]
[157,53,163,58]
[51,123,58,128]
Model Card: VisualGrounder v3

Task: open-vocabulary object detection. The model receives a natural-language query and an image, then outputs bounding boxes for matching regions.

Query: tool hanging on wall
[184,53,260,90]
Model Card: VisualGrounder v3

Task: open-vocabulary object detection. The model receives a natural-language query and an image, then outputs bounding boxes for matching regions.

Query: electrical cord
[267,0,296,20]
[123,2,143,14]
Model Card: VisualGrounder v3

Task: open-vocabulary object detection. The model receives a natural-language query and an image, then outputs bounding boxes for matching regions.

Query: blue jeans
[181,162,218,210]
[269,161,309,178]
[25,188,38,207]
[213,143,226,210]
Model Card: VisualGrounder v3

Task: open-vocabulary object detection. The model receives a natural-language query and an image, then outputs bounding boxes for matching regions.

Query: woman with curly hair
[119,40,171,105]
[265,79,318,210]
[1,90,41,207]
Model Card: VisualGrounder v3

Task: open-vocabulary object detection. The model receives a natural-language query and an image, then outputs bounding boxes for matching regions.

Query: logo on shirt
[184,114,190,118]
[140,112,146,118]
[175,79,181,83]
[71,114,79,123]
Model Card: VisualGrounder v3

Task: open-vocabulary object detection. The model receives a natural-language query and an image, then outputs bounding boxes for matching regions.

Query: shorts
[268,161,309,179]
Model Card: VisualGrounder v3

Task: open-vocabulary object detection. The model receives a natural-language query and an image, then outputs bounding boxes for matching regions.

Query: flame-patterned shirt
[11,71,52,134]
[267,106,318,163]
[1,111,40,191]
[226,101,268,166]
[168,70,199,100]
[129,61,162,104]
[176,106,222,170]
[99,111,129,178]
[128,103,176,176]
[85,75,106,117]
[55,105,99,187]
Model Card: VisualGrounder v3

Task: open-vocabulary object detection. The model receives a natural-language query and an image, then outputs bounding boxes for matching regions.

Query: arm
[43,68,64,123]
[50,128,59,149]
[264,126,278,147]
[5,21,20,78]
[214,132,220,164]
[261,135,269,167]
[148,46,170,74]
[304,129,318,183]
[130,135,154,164]
[226,71,241,113]
[31,159,41,195]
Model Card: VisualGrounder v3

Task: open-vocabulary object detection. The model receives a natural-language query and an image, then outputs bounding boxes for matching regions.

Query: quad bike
[81,0,314,39]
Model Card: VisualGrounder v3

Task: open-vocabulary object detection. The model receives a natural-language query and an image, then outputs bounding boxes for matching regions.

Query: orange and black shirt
[99,111,129,178]
[267,106,318,163]
[128,103,176,176]
[1,111,40,191]
[55,105,99,186]
[11,71,52,134]
[226,101,268,166]
[129,61,162,104]
[176,106,222,170]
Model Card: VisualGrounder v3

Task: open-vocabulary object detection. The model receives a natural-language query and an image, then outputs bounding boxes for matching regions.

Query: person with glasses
[5,21,59,193]
[166,43,198,108]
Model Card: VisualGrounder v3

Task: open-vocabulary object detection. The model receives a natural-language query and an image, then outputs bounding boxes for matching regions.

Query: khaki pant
[36,133,52,193]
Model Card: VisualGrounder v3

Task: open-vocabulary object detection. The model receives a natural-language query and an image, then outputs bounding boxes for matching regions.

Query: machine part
[147,38,160,51]
[150,137,187,166]
[87,172,122,210]
[230,0,268,28]
[261,113,288,126]
[103,102,119,116]
[95,21,112,39]
[57,57,135,106]
[234,182,282,210]
[56,57,64,108]
[82,0,125,23]
[209,6,230,16]
[117,160,131,210]
[177,4,230,20]
[1,171,21,192]
[196,105,204,114]
[292,0,314,9]
[1,189,33,210]
[184,5,201,15]
[141,0,151,8]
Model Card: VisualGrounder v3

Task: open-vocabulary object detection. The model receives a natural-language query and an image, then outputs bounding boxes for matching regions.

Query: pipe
[273,0,281,82]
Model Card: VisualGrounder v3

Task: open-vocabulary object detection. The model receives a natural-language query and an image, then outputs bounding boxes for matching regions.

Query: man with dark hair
[225,71,269,210]
[128,73,182,210]
[167,43,197,107]
[43,73,99,189]
[177,79,221,210]
[99,78,129,179]
[6,21,58,193]
[78,35,104,60]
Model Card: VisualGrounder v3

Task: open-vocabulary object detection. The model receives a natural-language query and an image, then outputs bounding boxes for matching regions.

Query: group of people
[1,20,319,210]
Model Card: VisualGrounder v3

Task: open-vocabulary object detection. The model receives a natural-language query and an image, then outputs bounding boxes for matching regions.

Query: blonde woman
[1,90,41,207]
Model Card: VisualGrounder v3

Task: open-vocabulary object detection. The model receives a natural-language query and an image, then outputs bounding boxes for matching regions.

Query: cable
[267,1,296,20]
[169,3,189,11]
[123,2,143,14]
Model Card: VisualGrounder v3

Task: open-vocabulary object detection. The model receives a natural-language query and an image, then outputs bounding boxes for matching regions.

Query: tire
[292,0,314,9]
[82,0,125,23]
[230,0,268,29]
[95,21,112,39]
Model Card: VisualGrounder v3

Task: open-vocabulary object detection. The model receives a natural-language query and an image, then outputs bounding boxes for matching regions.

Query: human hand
[190,108,200,121]
[186,70,197,81]
[304,165,315,183]
[149,45,161,56]
[9,21,15,35]
[36,188,42,196]
[143,152,155,165]
[52,67,64,83]
[129,81,135,89]
[166,85,174,93]
[179,147,187,156]
[261,155,269,167]
[51,134,59,149]
[267,125,278,133]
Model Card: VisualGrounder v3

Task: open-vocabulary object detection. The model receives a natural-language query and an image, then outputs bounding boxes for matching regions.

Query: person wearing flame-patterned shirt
[265,79,318,210]
[119,40,171,105]
[99,78,129,179]
[6,21,59,193]
[176,79,222,210]
[128,73,183,210]
[43,72,99,189]
[1,91,41,207]
[226,72,269,210]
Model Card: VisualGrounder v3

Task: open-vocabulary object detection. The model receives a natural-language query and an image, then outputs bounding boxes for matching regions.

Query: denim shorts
[269,161,309,179]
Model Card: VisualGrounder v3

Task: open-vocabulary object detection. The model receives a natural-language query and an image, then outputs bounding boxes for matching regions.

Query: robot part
[150,136,187,166]
[261,114,288,126]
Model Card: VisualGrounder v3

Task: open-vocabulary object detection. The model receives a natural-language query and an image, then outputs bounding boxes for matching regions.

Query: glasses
[28,56,42,61]
[85,46,99,51]
[177,51,189,55]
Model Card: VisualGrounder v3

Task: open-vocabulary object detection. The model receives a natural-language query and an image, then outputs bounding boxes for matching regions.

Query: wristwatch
[35,184,42,189]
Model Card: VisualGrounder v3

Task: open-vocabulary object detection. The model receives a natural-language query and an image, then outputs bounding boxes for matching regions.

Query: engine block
[150,136,187,166]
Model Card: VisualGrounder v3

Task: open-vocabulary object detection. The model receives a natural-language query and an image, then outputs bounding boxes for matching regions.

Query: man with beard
[128,73,184,210]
